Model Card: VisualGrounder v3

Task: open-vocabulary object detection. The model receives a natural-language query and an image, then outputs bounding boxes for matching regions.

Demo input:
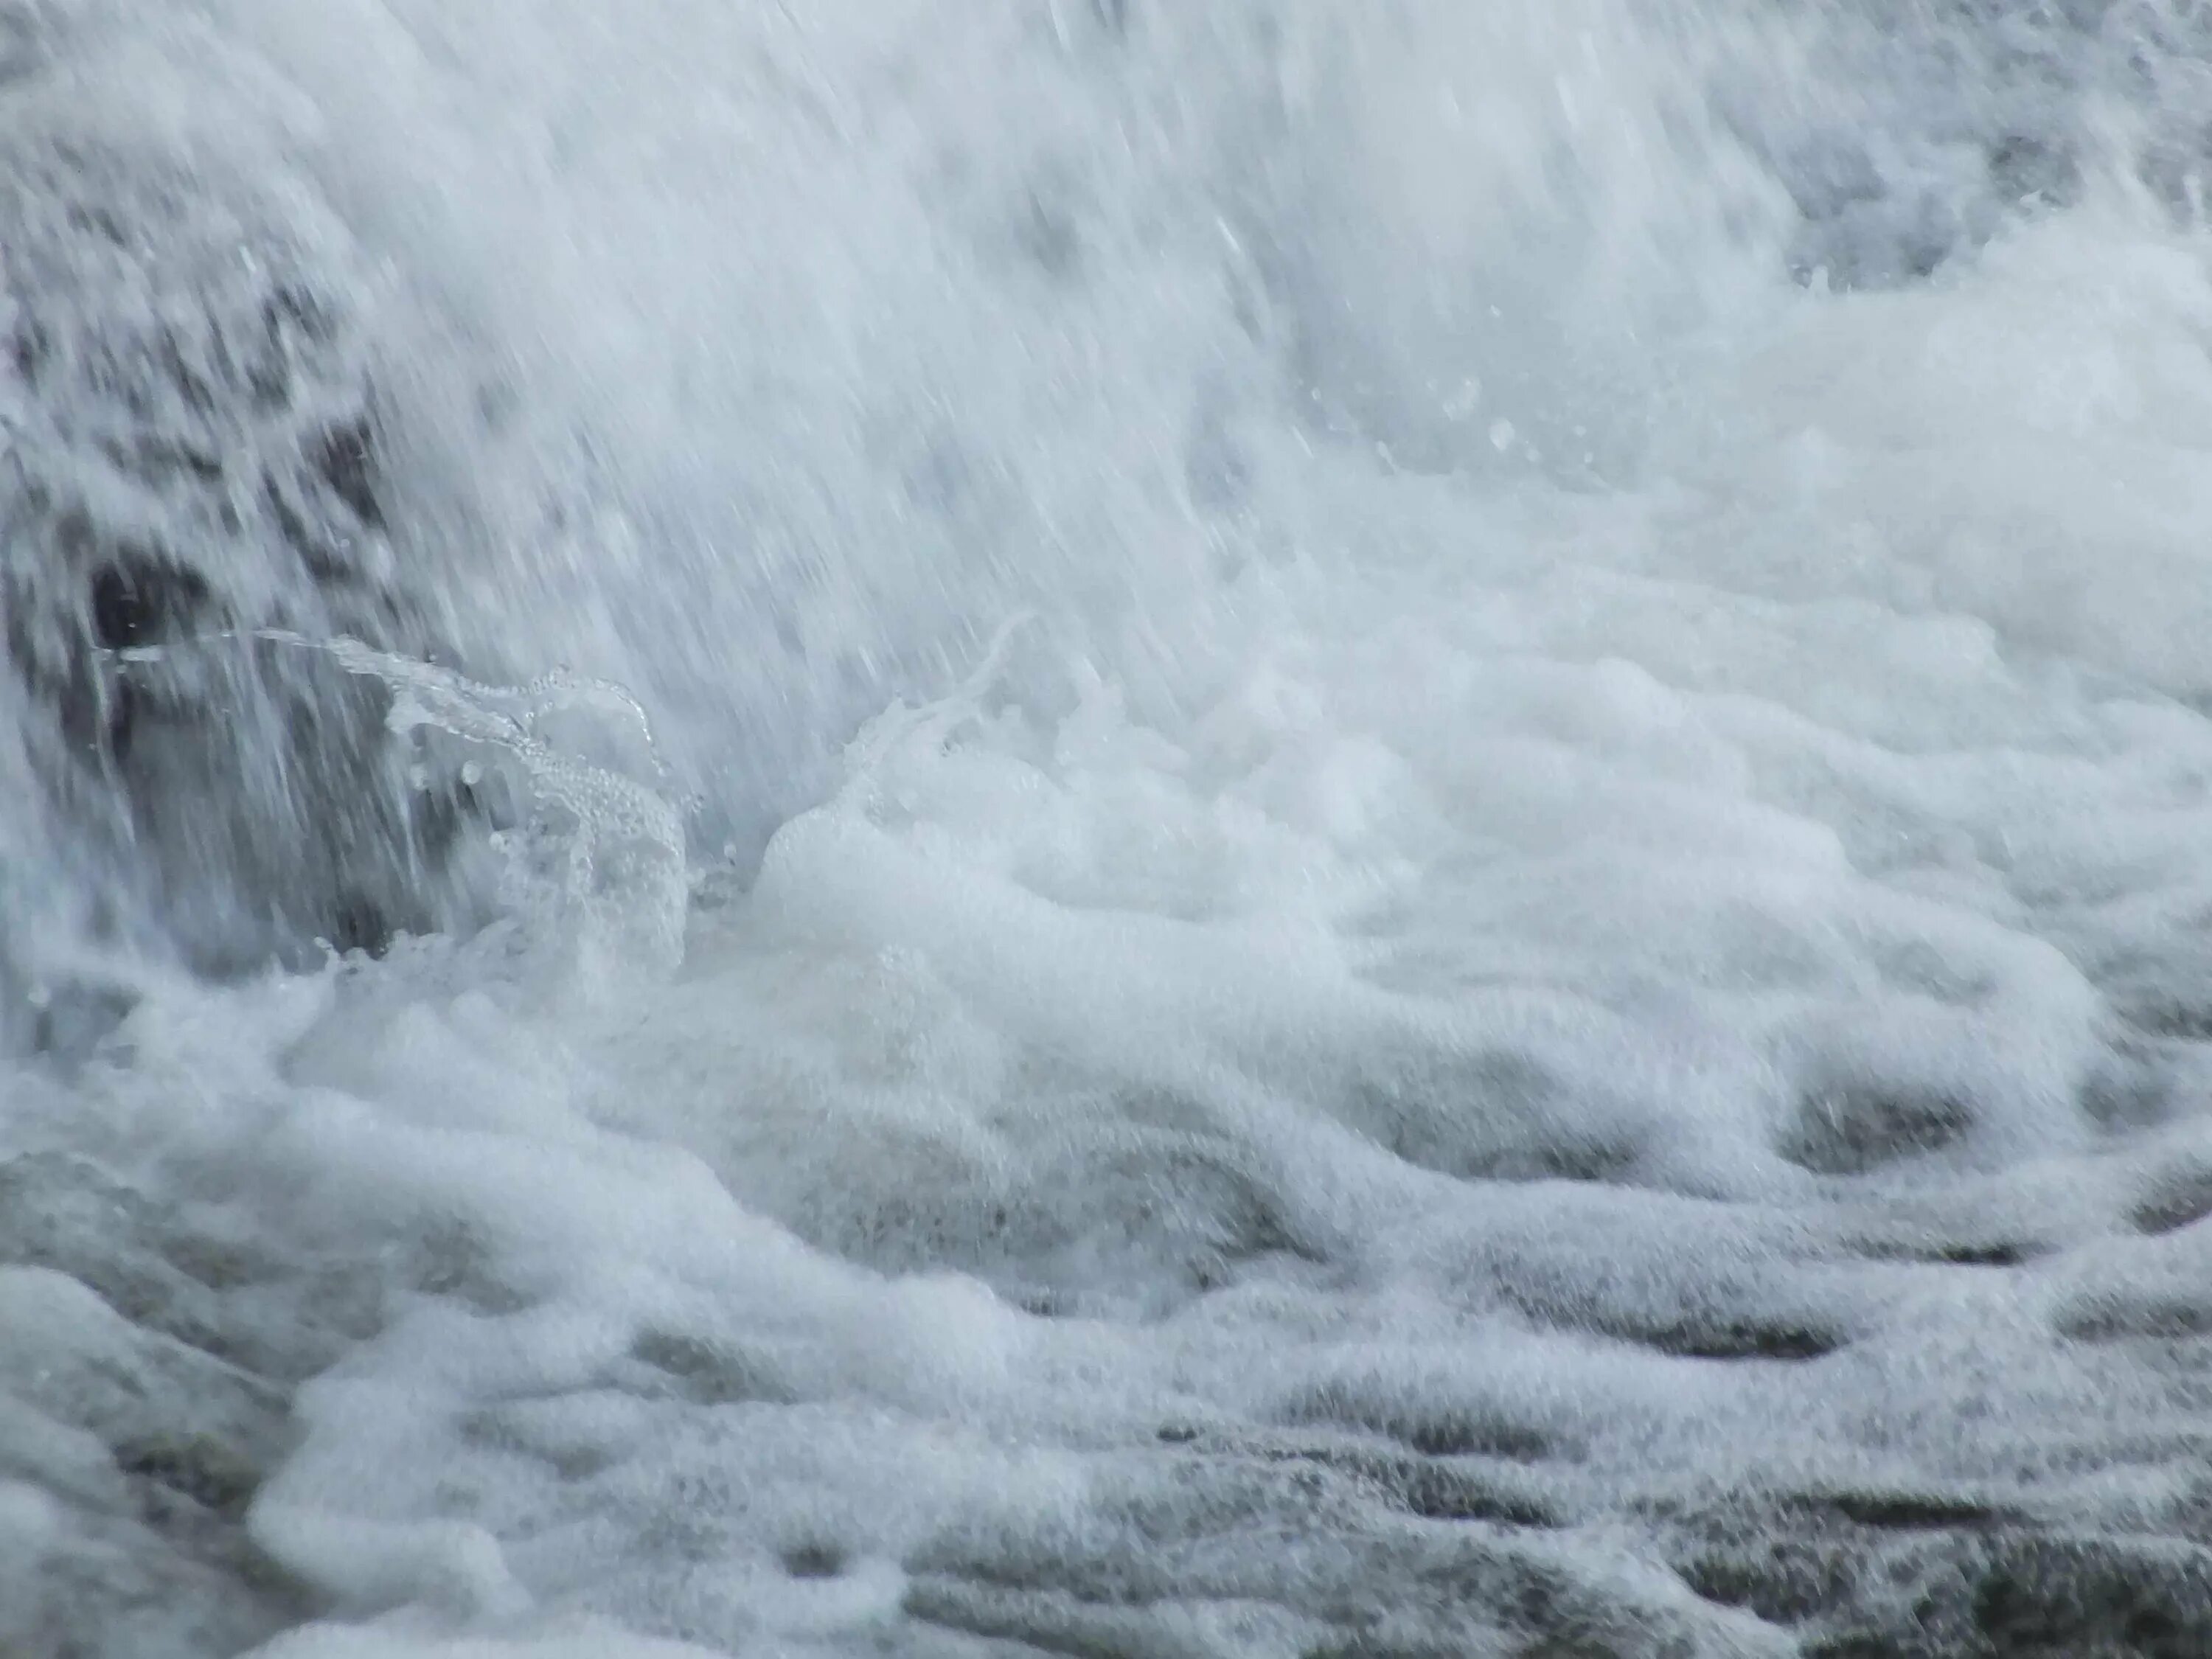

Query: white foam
[0,1478,60,1557]
[10,0,2212,1652]
[254,1626,725,1659]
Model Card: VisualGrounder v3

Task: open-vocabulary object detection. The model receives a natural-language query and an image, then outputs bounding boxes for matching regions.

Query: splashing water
[259,629,689,979]
[14,1,2212,1656]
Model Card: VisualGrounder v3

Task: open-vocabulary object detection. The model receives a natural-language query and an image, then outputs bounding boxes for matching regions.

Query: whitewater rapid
[10,1,2212,1655]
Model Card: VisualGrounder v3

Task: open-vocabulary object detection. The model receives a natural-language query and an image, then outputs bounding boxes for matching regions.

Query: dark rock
[0,136,487,979]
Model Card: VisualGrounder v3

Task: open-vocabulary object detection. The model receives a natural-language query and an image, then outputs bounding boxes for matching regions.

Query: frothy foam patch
[255,1628,725,1659]
[10,0,2212,1655]
[218,479,2212,1646]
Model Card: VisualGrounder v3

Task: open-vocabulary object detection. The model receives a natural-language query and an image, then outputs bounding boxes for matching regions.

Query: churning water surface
[9,1,2212,1655]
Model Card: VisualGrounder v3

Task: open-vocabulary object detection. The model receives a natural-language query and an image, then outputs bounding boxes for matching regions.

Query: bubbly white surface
[11,0,2212,1655]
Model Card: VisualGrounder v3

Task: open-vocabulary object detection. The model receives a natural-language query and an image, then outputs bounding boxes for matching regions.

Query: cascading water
[12,1,2212,1655]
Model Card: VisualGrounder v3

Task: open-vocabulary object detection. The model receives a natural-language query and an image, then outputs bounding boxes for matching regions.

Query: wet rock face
[0,139,473,973]
[1750,0,2212,293]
